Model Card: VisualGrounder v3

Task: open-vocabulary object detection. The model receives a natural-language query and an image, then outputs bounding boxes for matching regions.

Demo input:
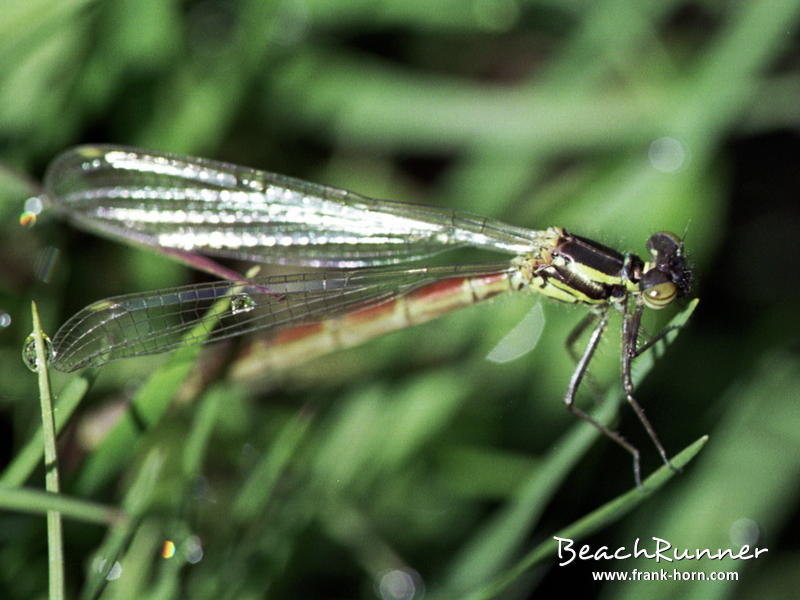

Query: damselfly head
[642,231,693,306]
[646,231,682,261]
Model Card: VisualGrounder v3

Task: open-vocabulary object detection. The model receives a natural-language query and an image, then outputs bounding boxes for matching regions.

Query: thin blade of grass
[0,486,124,525]
[100,518,161,600]
[0,374,92,487]
[181,383,227,479]
[462,435,709,600]
[232,410,314,522]
[81,448,166,600]
[30,301,65,600]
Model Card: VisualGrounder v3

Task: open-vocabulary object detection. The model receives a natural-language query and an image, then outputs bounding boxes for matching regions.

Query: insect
[36,145,693,487]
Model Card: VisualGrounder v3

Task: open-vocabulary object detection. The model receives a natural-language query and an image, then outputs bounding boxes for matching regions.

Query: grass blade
[461,435,709,600]
[0,375,91,487]
[0,486,124,525]
[30,301,65,600]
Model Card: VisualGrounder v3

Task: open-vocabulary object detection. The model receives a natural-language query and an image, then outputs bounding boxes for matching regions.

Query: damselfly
[36,145,693,487]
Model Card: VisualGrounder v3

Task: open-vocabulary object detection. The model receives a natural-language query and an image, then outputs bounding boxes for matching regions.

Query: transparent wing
[50,263,512,372]
[44,145,548,268]
[485,301,545,363]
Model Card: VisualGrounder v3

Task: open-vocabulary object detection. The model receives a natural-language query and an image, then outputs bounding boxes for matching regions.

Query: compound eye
[643,280,678,309]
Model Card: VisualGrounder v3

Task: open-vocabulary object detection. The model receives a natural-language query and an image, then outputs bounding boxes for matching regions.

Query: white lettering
[554,536,576,567]
[553,536,770,566]
[653,537,673,562]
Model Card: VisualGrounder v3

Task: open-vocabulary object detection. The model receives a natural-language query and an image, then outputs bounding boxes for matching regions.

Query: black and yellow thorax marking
[513,227,644,307]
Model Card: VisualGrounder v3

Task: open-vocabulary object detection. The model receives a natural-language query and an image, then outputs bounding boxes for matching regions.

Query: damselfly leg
[622,294,679,477]
[632,323,686,359]
[566,311,598,364]
[563,307,645,487]
[565,310,603,397]
[564,295,682,489]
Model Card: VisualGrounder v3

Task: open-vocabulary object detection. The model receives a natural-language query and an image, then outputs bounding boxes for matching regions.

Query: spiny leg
[621,295,678,475]
[566,310,603,398]
[563,307,643,488]
[566,311,598,364]
[633,324,684,359]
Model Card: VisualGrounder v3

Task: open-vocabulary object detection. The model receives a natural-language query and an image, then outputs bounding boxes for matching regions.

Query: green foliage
[1,1,799,598]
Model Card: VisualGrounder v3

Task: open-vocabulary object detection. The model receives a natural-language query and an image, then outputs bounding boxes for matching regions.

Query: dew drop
[22,332,54,372]
[730,517,760,547]
[20,194,46,228]
[378,568,423,600]
[24,195,45,214]
[231,294,256,315]
[184,535,204,564]
[0,311,11,328]
[648,137,687,172]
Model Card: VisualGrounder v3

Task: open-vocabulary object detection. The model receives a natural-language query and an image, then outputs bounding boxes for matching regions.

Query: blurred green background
[1,1,799,598]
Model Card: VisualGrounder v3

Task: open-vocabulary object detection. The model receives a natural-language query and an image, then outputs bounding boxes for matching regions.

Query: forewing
[44,145,545,267]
